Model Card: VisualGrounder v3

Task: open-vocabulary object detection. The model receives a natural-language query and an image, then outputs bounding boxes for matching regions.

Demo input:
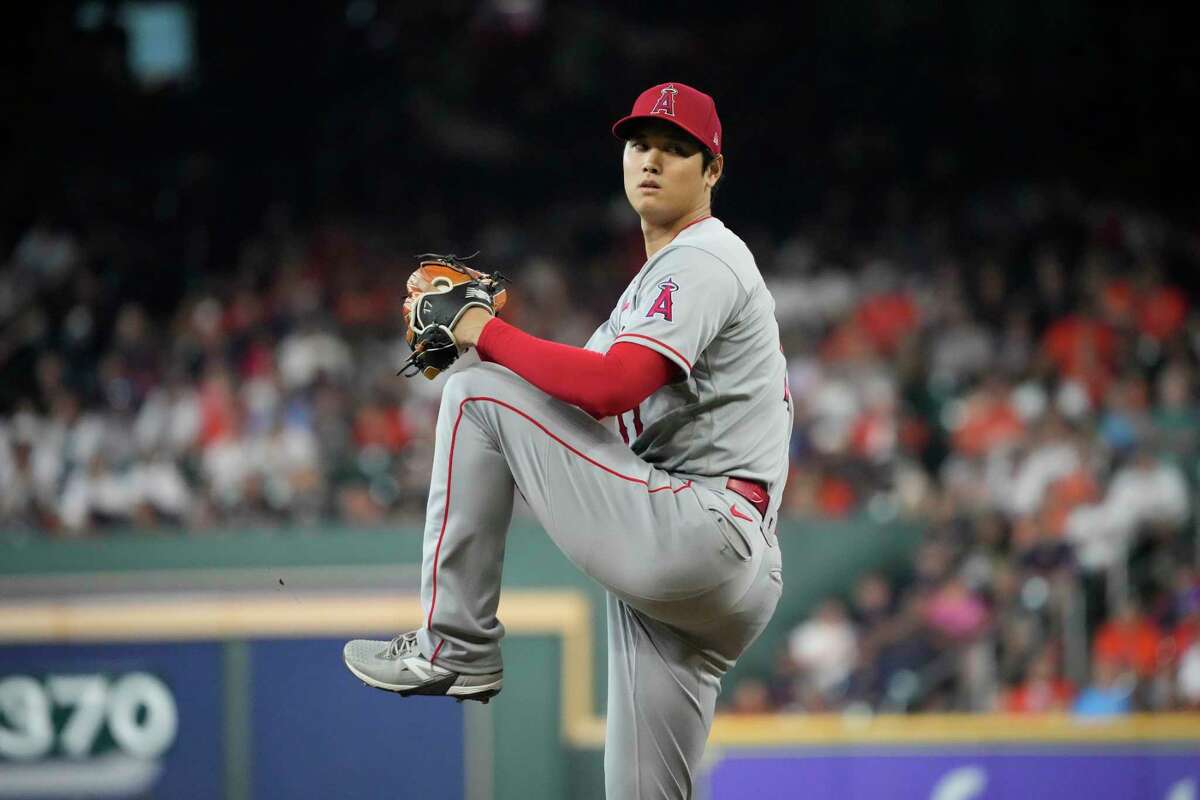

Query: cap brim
[611,114,714,153]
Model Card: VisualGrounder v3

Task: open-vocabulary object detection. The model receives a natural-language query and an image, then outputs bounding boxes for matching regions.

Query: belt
[726,477,769,517]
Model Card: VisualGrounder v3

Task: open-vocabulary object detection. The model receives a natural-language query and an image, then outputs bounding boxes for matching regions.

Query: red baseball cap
[612,82,723,155]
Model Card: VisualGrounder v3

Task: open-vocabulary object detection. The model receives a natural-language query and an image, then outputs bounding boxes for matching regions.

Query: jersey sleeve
[612,246,744,377]
[475,319,676,418]
[583,318,613,354]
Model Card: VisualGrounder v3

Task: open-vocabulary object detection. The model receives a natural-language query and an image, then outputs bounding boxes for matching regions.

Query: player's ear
[706,154,724,189]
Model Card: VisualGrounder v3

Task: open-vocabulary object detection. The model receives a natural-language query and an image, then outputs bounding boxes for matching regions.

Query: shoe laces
[385,631,420,659]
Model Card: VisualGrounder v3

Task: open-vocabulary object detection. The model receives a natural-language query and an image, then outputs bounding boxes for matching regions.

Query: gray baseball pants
[415,363,783,799]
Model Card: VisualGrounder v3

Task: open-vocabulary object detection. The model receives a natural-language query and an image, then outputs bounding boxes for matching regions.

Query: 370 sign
[0,672,177,760]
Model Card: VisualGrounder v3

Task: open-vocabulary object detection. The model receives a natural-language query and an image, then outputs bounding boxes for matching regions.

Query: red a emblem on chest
[646,278,679,321]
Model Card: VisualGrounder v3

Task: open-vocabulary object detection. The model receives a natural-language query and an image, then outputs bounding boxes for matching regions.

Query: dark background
[4,2,1195,300]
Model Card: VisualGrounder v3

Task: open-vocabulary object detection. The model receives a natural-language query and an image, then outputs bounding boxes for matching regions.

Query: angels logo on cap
[612,81,723,156]
[649,85,678,117]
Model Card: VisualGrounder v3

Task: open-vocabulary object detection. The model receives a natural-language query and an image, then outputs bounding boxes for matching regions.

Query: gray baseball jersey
[584,216,792,536]
[414,216,790,798]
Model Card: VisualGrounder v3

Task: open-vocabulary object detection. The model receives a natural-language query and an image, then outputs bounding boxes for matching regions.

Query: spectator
[1177,641,1200,710]
[1040,309,1116,403]
[1153,363,1200,468]
[1073,658,1134,717]
[950,375,1025,459]
[852,572,895,629]
[922,575,989,642]
[787,598,859,702]
[1002,644,1075,713]
[1093,600,1164,679]
[1134,271,1187,344]
[277,321,353,391]
[1006,414,1080,519]
[727,677,772,715]
[928,297,993,390]
[1097,375,1152,455]
[0,431,44,529]
[59,453,138,533]
[1066,444,1189,572]
[130,449,192,525]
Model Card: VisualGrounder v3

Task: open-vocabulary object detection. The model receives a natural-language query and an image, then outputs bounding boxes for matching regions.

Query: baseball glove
[399,253,508,380]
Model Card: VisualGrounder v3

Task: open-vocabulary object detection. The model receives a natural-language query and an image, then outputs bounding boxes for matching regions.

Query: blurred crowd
[2,214,438,531]
[736,563,1200,716]
[718,185,1200,714]
[4,180,1200,713]
[0,193,654,533]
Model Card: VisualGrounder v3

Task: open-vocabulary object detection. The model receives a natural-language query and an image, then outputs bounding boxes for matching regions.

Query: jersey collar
[643,215,718,270]
[670,214,715,244]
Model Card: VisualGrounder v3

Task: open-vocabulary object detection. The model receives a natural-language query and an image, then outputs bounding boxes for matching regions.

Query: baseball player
[344,82,792,798]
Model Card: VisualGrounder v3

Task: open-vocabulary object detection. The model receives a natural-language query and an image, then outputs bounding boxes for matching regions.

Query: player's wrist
[454,307,494,348]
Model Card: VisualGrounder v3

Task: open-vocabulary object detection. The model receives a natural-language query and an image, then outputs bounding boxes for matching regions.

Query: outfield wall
[3,522,1197,799]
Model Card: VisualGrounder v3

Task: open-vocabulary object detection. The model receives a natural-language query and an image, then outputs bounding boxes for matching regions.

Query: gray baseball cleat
[342,631,502,703]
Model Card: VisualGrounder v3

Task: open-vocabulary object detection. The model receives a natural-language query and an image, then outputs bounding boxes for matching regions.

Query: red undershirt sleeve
[474,317,678,419]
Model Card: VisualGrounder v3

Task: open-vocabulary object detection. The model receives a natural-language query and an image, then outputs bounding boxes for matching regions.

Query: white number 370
[0,673,177,761]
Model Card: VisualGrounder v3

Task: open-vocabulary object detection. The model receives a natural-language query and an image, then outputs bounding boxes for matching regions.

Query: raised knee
[439,369,472,404]
[440,362,516,405]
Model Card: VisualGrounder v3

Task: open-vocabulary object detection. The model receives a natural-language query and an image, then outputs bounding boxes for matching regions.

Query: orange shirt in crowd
[855,293,918,354]
[820,320,875,363]
[1040,468,1100,536]
[1003,679,1076,712]
[1093,616,1163,677]
[354,405,412,452]
[198,374,238,445]
[1171,619,1198,660]
[1101,280,1136,326]
[1041,315,1117,402]
[816,475,855,518]
[953,395,1025,457]
[1041,315,1116,374]
[1137,286,1187,342]
[337,288,397,327]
